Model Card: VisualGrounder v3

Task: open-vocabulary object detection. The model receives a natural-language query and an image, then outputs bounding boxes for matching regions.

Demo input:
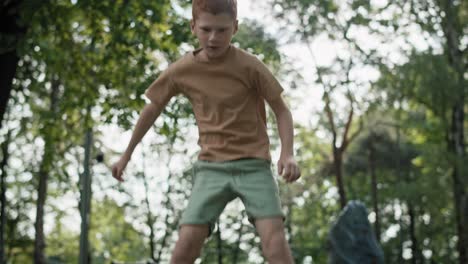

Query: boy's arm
[268,96,301,183]
[111,102,163,182]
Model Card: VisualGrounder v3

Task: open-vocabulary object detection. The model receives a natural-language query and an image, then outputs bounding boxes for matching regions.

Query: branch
[341,101,354,150]
[305,41,338,149]
[324,92,337,149]
[346,118,364,150]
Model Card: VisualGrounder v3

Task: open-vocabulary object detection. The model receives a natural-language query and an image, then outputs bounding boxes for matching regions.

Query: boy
[111,0,301,263]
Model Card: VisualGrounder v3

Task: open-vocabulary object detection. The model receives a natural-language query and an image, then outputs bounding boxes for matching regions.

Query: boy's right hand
[111,156,130,182]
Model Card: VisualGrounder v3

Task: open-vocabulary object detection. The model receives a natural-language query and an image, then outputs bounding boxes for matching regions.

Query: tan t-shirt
[145,45,284,161]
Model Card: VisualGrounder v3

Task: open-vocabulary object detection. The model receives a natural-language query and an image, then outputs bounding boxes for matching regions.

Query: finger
[114,170,121,181]
[290,166,299,182]
[292,167,300,182]
[113,166,119,177]
[287,166,294,182]
[296,166,302,180]
[117,169,124,182]
[112,166,117,178]
[278,162,284,176]
[283,165,291,182]
[112,167,118,179]
[290,165,297,179]
[113,167,123,182]
[283,165,291,181]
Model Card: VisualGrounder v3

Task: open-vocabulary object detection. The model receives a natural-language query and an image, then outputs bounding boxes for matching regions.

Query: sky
[236,0,382,126]
[235,0,432,129]
[236,0,324,125]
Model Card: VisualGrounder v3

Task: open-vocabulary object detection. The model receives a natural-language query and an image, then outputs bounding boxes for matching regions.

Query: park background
[0,0,466,263]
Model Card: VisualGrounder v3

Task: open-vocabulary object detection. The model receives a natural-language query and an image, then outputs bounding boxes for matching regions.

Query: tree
[0,129,12,263]
[2,0,194,261]
[268,0,379,208]
[0,0,34,128]
[365,0,467,258]
[376,50,464,263]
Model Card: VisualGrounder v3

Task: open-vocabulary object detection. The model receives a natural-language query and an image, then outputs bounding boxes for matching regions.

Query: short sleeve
[144,66,178,107]
[252,58,284,102]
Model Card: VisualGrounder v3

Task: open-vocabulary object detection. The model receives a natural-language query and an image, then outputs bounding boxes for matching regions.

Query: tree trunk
[143,173,156,262]
[397,206,404,264]
[0,51,18,130]
[34,152,51,264]
[0,130,12,263]
[0,0,26,129]
[334,149,347,209]
[6,202,20,260]
[368,138,380,242]
[232,213,244,264]
[155,163,176,263]
[441,0,467,262]
[217,220,223,264]
[79,127,93,264]
[33,79,59,264]
[285,187,299,263]
[147,213,156,261]
[450,95,466,264]
[408,202,420,264]
[154,143,182,263]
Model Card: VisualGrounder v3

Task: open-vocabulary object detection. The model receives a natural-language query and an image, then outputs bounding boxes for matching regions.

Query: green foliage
[46,225,80,262]
[89,198,149,262]
[279,126,340,262]
[271,0,339,37]
[42,198,150,263]
[233,21,281,67]
[3,0,193,262]
[16,0,193,130]
[376,51,459,122]
[268,0,466,262]
[3,0,465,263]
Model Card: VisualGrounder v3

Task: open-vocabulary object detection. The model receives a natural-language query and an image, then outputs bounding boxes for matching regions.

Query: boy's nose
[209,32,218,41]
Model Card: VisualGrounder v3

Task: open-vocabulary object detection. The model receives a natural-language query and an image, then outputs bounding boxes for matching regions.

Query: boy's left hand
[277,155,301,183]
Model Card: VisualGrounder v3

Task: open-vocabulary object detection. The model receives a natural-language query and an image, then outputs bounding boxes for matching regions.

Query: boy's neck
[197,44,232,62]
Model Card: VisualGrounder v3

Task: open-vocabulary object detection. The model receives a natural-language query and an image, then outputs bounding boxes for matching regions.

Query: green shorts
[180,158,284,234]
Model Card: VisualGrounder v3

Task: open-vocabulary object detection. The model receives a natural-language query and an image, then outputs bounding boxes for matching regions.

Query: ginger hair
[192,0,237,20]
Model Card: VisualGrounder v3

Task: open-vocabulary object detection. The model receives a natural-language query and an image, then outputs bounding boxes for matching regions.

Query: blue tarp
[328,200,385,264]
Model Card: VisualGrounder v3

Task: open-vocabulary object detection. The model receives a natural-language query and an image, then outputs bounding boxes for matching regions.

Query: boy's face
[191,11,238,60]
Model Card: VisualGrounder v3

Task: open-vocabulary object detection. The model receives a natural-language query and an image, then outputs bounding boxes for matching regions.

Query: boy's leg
[171,224,209,264]
[173,161,236,263]
[255,217,294,264]
[229,159,292,262]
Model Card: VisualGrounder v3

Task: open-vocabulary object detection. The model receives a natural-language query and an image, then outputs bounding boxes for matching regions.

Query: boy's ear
[190,19,196,34]
[233,19,239,34]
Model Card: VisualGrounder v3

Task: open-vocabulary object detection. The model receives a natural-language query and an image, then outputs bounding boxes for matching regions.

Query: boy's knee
[256,219,293,263]
[171,225,208,264]
[171,249,198,264]
[262,230,287,257]
[171,240,202,264]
